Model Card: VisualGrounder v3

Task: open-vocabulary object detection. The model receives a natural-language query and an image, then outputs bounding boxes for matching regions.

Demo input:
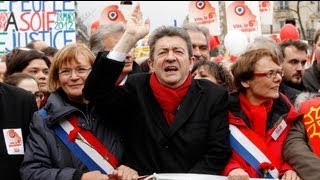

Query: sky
[76,1,189,32]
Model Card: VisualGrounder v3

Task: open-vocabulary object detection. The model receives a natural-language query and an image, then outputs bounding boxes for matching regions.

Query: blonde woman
[21,43,137,180]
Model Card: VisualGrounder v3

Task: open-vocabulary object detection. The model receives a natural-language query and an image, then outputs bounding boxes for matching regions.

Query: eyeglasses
[254,69,284,79]
[58,67,92,77]
[34,91,44,101]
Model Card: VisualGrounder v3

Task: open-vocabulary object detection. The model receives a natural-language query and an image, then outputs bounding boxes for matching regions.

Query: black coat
[83,52,231,176]
[279,82,301,105]
[0,83,37,180]
[303,61,320,93]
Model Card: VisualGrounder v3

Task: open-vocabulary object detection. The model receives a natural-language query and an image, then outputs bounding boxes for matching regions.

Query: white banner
[0,1,76,55]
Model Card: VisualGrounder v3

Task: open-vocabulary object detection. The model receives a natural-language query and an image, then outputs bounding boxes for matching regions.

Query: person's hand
[228,168,249,180]
[281,170,301,180]
[109,165,139,180]
[81,170,109,180]
[113,3,150,54]
[125,3,150,42]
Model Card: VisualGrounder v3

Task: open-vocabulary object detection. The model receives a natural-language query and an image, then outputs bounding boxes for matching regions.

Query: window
[279,20,286,28]
[279,1,289,10]
[307,29,316,40]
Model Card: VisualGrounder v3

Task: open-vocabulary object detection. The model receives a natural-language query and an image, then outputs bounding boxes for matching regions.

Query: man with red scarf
[83,4,231,178]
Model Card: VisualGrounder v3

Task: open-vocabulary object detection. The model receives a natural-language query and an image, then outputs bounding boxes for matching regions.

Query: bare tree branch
[285,1,306,39]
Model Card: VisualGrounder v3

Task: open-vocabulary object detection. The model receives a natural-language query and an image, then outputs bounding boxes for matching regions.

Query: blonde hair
[47,43,95,92]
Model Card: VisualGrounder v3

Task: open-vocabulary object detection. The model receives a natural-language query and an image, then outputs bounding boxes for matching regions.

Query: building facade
[264,1,320,42]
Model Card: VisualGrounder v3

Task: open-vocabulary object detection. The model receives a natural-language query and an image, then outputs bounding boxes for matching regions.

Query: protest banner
[0,1,76,55]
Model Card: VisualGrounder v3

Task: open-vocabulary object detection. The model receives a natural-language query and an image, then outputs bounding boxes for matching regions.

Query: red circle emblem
[108,11,118,21]
[9,131,15,138]
[235,6,245,16]
[196,1,205,10]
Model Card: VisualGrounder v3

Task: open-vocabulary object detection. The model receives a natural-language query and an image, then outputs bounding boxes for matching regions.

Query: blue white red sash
[229,125,279,178]
[39,109,118,174]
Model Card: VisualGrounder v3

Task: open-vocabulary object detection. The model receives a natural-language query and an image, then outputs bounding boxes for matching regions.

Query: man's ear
[148,58,154,72]
[189,57,195,71]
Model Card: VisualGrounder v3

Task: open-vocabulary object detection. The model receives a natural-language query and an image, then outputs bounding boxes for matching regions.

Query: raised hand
[112,3,150,54]
[125,3,150,41]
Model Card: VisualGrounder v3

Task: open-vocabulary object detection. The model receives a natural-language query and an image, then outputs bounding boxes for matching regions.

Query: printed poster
[188,1,221,35]
[3,129,24,155]
[225,1,262,39]
[76,1,189,36]
[89,3,129,32]
[0,1,76,55]
[259,1,274,25]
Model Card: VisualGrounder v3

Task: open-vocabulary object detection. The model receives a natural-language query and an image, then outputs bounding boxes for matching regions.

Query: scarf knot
[239,93,273,138]
[150,73,192,125]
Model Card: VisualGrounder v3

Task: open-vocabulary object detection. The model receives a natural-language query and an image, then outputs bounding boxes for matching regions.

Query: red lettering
[0,12,9,30]
[30,12,41,31]
[19,11,55,31]
[19,12,30,31]
[42,10,45,31]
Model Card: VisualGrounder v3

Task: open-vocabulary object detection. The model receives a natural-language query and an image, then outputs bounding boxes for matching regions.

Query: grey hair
[246,36,283,61]
[294,92,320,112]
[89,23,126,56]
[148,26,193,60]
[181,22,209,45]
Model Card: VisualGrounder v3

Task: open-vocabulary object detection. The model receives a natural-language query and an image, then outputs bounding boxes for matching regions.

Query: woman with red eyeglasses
[222,48,301,180]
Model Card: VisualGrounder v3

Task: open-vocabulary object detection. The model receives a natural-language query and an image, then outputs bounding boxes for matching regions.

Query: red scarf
[239,93,273,139]
[150,73,192,125]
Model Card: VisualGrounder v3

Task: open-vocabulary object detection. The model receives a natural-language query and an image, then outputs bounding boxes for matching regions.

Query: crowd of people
[1,3,320,180]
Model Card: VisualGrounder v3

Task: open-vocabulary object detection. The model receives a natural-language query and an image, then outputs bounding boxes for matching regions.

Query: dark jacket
[83,52,231,176]
[280,83,301,105]
[303,61,320,93]
[131,61,142,74]
[0,83,37,180]
[20,89,123,180]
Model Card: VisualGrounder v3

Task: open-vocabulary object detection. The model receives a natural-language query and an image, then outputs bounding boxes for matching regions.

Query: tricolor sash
[300,97,320,157]
[39,108,118,174]
[229,124,279,178]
